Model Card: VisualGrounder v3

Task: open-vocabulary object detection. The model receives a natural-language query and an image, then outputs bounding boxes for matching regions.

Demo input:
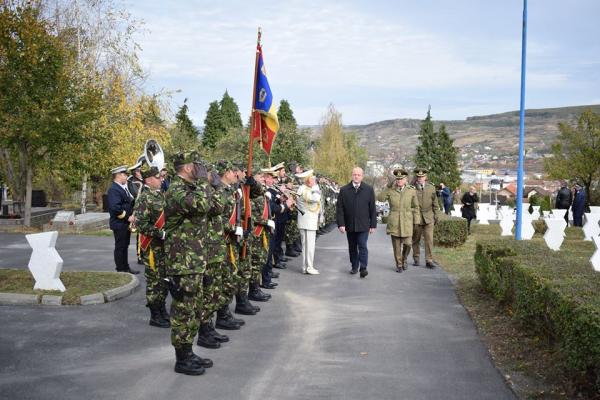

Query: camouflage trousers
[284,216,300,248]
[201,262,228,322]
[142,246,168,307]
[170,273,203,348]
[250,231,268,283]
[236,245,252,293]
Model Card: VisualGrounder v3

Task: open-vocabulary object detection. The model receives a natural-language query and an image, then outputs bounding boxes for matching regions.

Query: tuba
[129,139,165,233]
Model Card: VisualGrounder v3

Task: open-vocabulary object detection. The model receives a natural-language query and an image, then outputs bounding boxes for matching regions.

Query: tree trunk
[24,165,33,227]
[81,173,88,214]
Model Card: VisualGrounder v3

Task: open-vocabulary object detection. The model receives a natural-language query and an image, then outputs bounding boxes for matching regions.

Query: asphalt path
[0,227,515,400]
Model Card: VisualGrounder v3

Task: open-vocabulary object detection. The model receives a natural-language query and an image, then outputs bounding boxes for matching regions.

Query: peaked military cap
[141,164,161,180]
[272,162,285,171]
[111,165,128,174]
[296,169,314,179]
[172,150,202,168]
[393,168,409,179]
[413,167,428,177]
[215,159,234,175]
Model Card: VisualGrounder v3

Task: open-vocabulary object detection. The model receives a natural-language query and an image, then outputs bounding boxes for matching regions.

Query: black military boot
[197,323,221,349]
[224,305,245,326]
[149,304,170,328]
[248,281,270,302]
[206,319,229,343]
[235,292,257,315]
[159,302,170,321]
[216,305,242,330]
[188,350,213,368]
[174,345,205,376]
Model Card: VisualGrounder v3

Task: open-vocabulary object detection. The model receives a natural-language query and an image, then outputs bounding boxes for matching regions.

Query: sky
[125,0,600,126]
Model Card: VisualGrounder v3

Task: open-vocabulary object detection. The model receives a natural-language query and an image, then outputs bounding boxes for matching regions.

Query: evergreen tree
[414,108,461,188]
[219,90,242,131]
[170,98,199,151]
[435,125,461,189]
[270,99,308,167]
[277,99,297,130]
[202,100,224,149]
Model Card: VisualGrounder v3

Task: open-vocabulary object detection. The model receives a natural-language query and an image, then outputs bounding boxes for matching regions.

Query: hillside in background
[321,104,600,171]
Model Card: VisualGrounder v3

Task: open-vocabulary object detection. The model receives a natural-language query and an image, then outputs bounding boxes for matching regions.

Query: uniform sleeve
[431,186,441,220]
[376,189,389,202]
[336,188,345,227]
[369,186,377,229]
[135,193,164,240]
[411,190,421,225]
[108,188,129,219]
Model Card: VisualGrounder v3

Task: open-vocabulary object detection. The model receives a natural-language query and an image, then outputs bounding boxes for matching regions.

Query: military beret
[393,168,408,179]
[172,150,202,167]
[215,160,234,175]
[111,165,128,174]
[141,165,161,180]
[413,167,428,177]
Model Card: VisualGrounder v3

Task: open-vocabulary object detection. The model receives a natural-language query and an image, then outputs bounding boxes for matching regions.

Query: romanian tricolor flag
[252,44,279,155]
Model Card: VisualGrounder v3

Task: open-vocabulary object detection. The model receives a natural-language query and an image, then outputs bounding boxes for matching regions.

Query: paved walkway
[0,228,515,400]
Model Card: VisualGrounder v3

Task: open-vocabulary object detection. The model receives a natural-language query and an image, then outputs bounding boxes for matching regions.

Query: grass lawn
[435,224,591,400]
[0,269,132,305]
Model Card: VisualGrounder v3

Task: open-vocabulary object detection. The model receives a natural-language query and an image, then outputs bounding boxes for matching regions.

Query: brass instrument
[273,185,305,215]
[130,139,165,233]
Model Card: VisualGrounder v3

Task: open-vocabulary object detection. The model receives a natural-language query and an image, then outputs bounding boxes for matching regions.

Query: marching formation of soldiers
[117,147,339,376]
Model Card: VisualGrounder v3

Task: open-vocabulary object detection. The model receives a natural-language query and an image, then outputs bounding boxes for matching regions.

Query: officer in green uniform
[411,168,441,269]
[133,164,169,328]
[164,151,220,376]
[377,169,420,272]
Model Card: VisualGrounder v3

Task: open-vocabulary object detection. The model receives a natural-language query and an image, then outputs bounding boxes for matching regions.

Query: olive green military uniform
[237,182,263,292]
[164,172,220,348]
[134,185,168,308]
[412,170,441,265]
[249,188,270,283]
[220,184,241,304]
[377,174,420,269]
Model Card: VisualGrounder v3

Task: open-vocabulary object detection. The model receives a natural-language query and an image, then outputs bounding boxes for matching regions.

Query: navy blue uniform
[107,182,134,271]
[262,187,289,285]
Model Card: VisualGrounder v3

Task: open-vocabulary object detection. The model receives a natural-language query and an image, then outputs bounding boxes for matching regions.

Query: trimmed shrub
[433,216,468,247]
[475,239,600,394]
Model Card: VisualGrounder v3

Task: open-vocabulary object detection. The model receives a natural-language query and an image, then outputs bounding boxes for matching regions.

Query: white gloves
[235,226,244,236]
[267,220,275,230]
[265,191,272,200]
[236,188,243,198]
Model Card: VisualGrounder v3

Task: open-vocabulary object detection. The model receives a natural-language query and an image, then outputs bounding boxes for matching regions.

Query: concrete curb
[0,272,140,306]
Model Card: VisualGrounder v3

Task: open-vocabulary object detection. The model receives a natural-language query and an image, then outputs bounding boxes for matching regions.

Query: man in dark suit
[336,167,377,278]
[107,165,139,274]
[555,181,572,224]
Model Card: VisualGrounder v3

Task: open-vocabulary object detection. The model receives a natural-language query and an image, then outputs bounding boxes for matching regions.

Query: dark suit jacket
[107,182,133,230]
[336,181,377,232]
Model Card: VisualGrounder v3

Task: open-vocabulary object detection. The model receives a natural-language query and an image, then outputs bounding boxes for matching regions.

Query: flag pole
[247,27,262,177]
[515,0,527,240]
[242,27,261,259]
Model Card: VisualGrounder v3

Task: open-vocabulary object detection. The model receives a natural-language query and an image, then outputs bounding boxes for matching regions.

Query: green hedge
[475,239,600,393]
[433,216,468,247]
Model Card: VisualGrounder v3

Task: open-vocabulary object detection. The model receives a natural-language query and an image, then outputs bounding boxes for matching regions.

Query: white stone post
[25,231,65,292]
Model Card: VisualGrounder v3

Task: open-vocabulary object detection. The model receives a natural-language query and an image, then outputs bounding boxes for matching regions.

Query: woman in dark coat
[461,186,479,234]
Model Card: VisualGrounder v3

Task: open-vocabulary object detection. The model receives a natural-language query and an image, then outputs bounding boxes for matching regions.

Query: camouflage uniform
[164,173,220,348]
[237,182,263,291]
[249,186,269,284]
[200,183,227,323]
[220,184,240,303]
[134,185,168,308]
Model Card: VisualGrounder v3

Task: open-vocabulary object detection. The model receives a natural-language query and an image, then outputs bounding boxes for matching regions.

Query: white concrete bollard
[544,217,567,251]
[521,212,536,240]
[499,208,514,236]
[531,205,541,220]
[477,203,490,225]
[25,231,65,292]
[591,236,600,272]
[583,213,600,241]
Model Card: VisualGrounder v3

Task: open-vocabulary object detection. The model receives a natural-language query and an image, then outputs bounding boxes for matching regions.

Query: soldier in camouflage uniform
[163,151,220,376]
[247,172,274,301]
[234,167,263,315]
[214,161,247,329]
[133,164,169,329]
[196,165,229,349]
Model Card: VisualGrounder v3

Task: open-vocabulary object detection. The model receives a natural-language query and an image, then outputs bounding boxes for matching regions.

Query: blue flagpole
[515,0,527,240]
